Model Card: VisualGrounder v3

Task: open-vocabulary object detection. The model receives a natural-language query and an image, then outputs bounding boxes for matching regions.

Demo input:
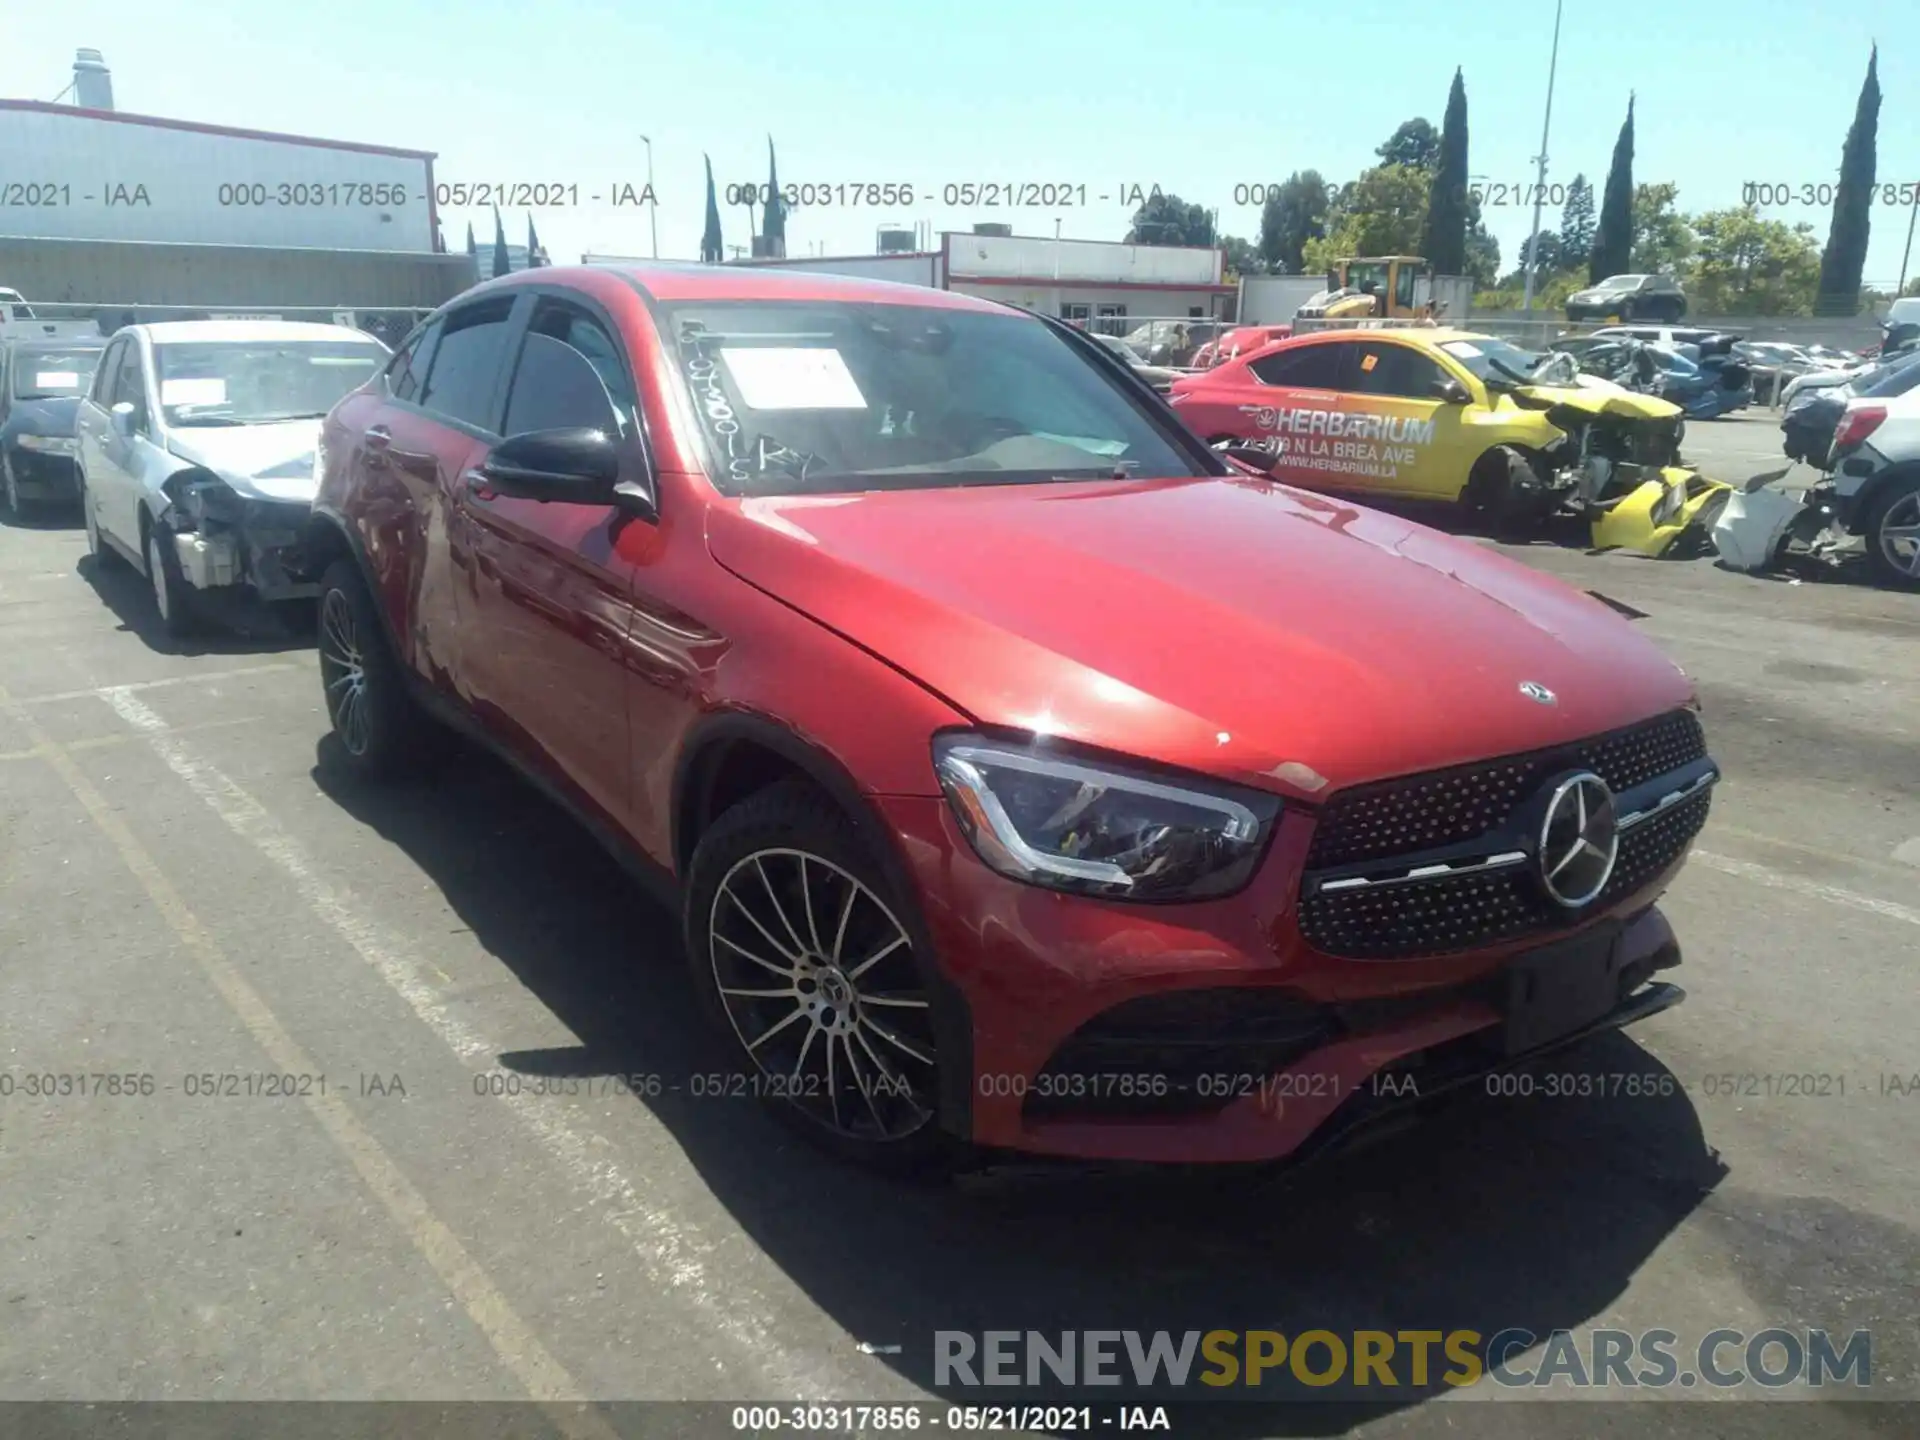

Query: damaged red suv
[304,264,1717,1170]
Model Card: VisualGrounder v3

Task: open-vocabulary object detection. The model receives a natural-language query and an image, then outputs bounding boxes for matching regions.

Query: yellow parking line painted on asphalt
[0,682,622,1440]
[0,714,265,763]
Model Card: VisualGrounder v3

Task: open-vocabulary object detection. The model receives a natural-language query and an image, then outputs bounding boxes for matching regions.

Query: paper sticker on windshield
[720,347,867,410]
[32,371,79,389]
[161,377,228,406]
[1359,353,1378,372]
[1440,341,1484,359]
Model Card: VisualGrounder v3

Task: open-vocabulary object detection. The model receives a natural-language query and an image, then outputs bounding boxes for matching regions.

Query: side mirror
[110,401,136,438]
[1432,377,1471,404]
[478,427,655,516]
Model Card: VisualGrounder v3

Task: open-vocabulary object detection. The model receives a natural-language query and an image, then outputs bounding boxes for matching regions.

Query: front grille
[1306,709,1706,870]
[1298,711,1712,961]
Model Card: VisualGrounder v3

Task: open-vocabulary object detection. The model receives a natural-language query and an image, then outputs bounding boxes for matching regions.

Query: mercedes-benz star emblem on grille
[1518,680,1557,705]
[1538,771,1619,908]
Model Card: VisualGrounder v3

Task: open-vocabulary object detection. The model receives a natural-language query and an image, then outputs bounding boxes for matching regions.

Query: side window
[501,299,635,438]
[92,339,123,405]
[1394,266,1417,310]
[1247,344,1350,389]
[418,297,515,430]
[115,344,150,431]
[390,320,442,404]
[1349,343,1451,401]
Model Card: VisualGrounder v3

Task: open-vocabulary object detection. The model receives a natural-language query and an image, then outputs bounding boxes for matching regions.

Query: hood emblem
[1538,772,1619,909]
[1518,680,1557,705]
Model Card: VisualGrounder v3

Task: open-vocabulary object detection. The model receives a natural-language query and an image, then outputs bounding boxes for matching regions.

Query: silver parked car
[74,320,389,634]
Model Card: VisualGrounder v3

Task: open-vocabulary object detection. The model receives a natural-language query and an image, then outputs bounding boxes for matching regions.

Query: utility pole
[1900,180,1919,296]
[640,135,658,259]
[1521,0,1565,316]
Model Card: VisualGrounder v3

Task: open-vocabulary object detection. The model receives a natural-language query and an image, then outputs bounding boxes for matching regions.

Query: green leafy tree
[1905,276,1920,298]
[1303,164,1430,272]
[1591,96,1636,281]
[1220,235,1261,276]
[1420,70,1470,275]
[1126,191,1215,246]
[1558,173,1596,271]
[1816,46,1880,316]
[1376,118,1440,172]
[1631,182,1694,273]
[1690,205,1821,315]
[1258,170,1329,273]
[763,136,787,254]
[700,155,723,263]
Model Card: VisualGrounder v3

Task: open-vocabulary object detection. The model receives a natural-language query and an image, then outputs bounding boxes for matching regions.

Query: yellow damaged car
[1167,328,1731,555]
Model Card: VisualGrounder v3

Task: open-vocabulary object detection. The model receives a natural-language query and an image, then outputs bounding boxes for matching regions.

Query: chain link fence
[7,300,434,350]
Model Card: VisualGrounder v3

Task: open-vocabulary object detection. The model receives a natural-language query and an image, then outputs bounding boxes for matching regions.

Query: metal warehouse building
[0,67,474,308]
[586,230,1235,325]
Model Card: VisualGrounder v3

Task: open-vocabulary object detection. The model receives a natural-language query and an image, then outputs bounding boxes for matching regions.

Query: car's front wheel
[0,453,25,519]
[81,476,121,568]
[317,557,430,776]
[145,524,197,637]
[1862,476,1920,590]
[683,781,952,1172]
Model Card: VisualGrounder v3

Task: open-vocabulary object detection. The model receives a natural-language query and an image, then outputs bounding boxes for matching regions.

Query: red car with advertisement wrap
[305,266,1716,1173]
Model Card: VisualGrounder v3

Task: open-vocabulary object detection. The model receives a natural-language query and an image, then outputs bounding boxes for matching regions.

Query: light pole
[640,134,658,259]
[1900,182,1919,297]
[1520,0,1565,316]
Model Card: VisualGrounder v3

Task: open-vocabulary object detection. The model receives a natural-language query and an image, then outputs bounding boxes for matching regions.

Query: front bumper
[4,445,81,500]
[875,794,1694,1165]
[160,494,319,602]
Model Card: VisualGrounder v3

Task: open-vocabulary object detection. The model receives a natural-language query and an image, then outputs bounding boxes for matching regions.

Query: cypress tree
[1420,69,1469,273]
[1816,46,1880,316]
[1591,96,1635,282]
[701,156,724,263]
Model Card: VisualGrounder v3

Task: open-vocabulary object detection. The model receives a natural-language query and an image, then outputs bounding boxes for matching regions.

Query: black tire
[682,780,957,1175]
[143,520,199,638]
[0,453,26,520]
[316,556,431,777]
[1861,475,1920,591]
[1467,446,1550,536]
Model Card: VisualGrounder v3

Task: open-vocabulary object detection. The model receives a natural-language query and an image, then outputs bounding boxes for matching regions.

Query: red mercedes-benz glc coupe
[303,264,1717,1170]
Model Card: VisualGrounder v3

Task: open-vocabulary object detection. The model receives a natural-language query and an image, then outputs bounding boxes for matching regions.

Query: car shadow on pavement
[314,740,1732,1435]
[75,553,314,657]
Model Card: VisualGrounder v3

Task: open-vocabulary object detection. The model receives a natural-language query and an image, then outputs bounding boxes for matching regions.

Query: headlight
[17,434,77,454]
[932,736,1280,901]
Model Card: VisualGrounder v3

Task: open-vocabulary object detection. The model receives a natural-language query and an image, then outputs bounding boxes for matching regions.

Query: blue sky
[5,0,1918,282]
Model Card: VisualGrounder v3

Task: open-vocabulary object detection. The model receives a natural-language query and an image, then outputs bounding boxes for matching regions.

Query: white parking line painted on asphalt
[98,685,836,1400]
[1693,850,1920,928]
[14,662,303,706]
[0,683,618,1440]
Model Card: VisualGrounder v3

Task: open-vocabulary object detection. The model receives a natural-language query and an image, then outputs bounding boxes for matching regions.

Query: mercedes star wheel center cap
[1538,771,1620,908]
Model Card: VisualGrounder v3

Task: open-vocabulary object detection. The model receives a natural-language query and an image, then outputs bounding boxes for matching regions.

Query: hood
[705,478,1693,800]
[166,420,322,503]
[3,395,83,436]
[1511,382,1683,421]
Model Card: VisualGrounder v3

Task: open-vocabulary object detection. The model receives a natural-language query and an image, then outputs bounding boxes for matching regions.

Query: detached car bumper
[873,711,1711,1164]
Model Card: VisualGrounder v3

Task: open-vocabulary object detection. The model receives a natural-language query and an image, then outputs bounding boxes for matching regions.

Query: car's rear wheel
[317,557,430,776]
[0,454,26,519]
[1862,477,1920,591]
[683,781,952,1173]
[145,524,198,637]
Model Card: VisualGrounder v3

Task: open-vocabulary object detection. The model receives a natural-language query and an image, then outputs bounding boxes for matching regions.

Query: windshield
[1595,274,1647,291]
[1859,351,1920,397]
[12,348,103,398]
[1438,336,1569,387]
[153,338,386,426]
[662,301,1205,498]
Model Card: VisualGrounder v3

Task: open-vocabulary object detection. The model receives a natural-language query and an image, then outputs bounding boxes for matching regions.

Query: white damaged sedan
[74,320,389,634]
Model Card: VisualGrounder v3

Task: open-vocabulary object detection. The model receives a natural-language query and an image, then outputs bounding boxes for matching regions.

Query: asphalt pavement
[2,412,1916,1439]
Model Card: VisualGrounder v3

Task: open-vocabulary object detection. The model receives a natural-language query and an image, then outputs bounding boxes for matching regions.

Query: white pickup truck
[0,288,104,341]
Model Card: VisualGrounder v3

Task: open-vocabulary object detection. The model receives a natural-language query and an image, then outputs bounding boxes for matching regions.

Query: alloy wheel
[83,482,102,554]
[319,588,371,755]
[1879,492,1920,579]
[707,847,935,1141]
